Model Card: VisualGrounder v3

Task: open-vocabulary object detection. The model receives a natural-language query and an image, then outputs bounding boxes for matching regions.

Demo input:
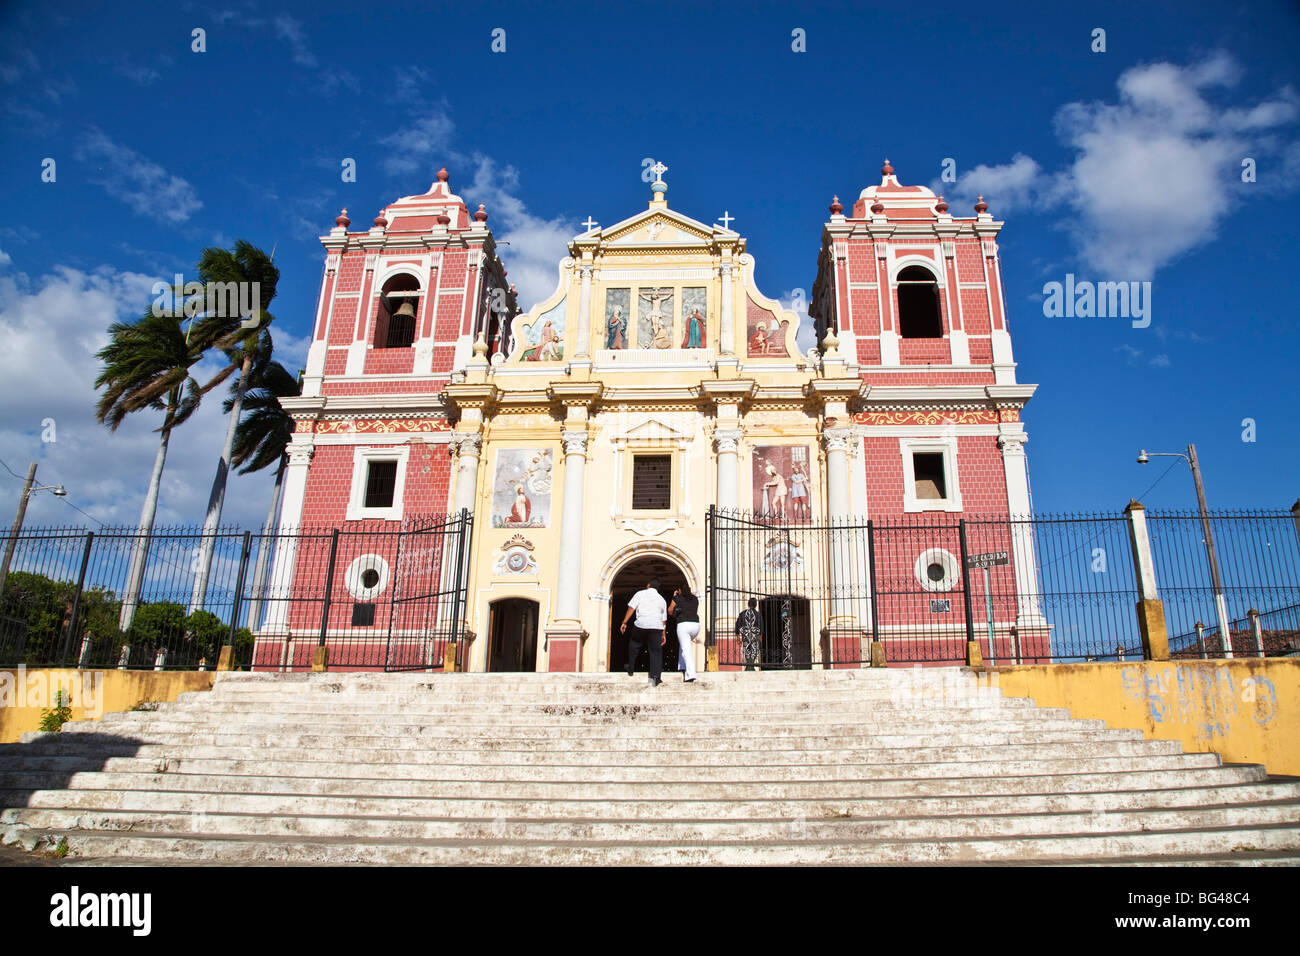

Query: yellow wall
[0,668,215,743]
[979,658,1300,776]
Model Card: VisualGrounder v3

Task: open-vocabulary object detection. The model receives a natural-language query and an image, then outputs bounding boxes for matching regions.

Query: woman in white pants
[668,585,701,682]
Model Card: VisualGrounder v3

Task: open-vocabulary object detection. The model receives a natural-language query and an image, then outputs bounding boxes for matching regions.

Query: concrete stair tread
[3,668,1293,865]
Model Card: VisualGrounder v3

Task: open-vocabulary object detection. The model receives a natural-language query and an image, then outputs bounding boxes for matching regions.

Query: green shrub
[39,690,73,733]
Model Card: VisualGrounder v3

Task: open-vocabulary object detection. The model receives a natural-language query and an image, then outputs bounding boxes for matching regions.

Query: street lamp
[1137,443,1233,656]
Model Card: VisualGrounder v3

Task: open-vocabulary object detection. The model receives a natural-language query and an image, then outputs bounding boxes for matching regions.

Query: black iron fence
[706,506,1300,667]
[0,512,472,672]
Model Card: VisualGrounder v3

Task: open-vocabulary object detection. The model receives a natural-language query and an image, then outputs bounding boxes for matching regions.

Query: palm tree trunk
[119,426,171,631]
[190,353,252,612]
[244,458,286,634]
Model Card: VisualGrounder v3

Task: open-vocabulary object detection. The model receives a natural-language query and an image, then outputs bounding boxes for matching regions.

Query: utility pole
[0,462,38,597]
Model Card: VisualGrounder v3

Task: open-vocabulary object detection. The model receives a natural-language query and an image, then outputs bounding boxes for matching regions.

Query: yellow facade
[443,182,849,672]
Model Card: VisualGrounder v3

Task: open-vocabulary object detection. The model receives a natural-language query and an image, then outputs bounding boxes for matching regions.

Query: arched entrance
[487,598,539,672]
[607,555,690,675]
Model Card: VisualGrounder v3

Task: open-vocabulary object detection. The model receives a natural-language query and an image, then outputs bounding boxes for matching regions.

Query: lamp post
[1137,444,1232,656]
[0,461,68,598]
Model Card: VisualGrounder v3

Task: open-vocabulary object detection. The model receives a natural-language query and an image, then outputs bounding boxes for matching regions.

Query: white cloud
[272,15,317,67]
[931,153,1050,216]
[934,54,1300,279]
[1149,353,1171,368]
[0,258,282,532]
[76,128,203,224]
[380,108,457,178]
[464,156,576,311]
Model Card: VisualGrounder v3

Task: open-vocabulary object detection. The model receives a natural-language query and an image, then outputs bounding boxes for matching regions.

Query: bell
[392,298,417,323]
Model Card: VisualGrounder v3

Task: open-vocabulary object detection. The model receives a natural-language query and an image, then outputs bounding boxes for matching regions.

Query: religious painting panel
[520,301,564,361]
[604,288,630,350]
[751,445,813,522]
[637,287,674,349]
[681,287,707,348]
[491,448,554,528]
[747,308,791,357]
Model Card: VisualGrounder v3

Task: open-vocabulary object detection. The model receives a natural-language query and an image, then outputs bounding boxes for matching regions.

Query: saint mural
[747,312,791,357]
[492,448,553,528]
[752,445,812,522]
[638,287,674,349]
[605,288,630,350]
[520,303,565,361]
[681,288,706,348]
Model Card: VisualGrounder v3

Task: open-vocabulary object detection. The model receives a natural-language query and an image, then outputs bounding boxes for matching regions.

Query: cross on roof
[582,216,598,232]
[650,161,668,182]
[718,210,734,229]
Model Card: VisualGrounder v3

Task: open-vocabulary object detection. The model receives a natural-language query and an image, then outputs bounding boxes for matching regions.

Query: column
[441,433,481,670]
[824,427,855,627]
[451,432,482,514]
[258,441,314,669]
[714,428,741,509]
[998,430,1047,638]
[546,430,589,672]
[1125,499,1169,660]
[553,430,589,622]
[710,428,742,671]
[575,262,593,358]
[719,261,734,355]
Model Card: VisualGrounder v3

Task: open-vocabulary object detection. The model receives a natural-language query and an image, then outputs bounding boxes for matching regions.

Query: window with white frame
[900,438,962,512]
[347,446,409,521]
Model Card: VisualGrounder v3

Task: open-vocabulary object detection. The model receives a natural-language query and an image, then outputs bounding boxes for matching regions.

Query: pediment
[600,210,715,247]
[615,416,691,444]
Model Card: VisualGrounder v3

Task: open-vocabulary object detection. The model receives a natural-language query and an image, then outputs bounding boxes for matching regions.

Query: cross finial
[582,216,598,232]
[718,210,734,230]
[650,161,668,183]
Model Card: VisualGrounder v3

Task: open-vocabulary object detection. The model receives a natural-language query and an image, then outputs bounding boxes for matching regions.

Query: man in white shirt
[620,576,667,686]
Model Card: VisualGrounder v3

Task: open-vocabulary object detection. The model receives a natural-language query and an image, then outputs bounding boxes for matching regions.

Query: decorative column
[809,368,868,665]
[553,430,589,622]
[998,428,1047,646]
[450,432,483,514]
[575,261,593,358]
[719,260,735,355]
[258,438,314,670]
[544,383,601,671]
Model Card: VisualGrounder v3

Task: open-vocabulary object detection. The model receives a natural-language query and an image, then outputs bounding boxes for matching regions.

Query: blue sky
[1,0,1298,530]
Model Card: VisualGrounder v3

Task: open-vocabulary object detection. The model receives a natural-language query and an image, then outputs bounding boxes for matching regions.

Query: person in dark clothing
[668,585,701,682]
[735,597,761,671]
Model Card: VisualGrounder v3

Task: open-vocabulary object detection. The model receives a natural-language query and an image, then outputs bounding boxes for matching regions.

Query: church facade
[262,161,1040,673]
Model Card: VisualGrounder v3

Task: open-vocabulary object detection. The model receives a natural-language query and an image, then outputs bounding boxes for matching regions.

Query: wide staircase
[2,668,1298,865]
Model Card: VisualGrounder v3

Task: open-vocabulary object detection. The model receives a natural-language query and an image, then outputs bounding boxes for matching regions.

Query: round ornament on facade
[914,548,960,592]
[345,554,391,601]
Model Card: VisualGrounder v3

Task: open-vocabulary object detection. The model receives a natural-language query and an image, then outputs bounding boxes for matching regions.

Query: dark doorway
[488,598,539,672]
[757,595,813,669]
[608,555,690,675]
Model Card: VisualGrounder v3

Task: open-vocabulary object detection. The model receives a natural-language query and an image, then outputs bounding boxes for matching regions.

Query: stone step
[32,823,1300,865]
[11,800,1300,844]
[9,732,1185,761]
[0,746,1232,776]
[154,696,1029,717]
[0,755,1232,795]
[7,779,1297,822]
[67,720,1142,748]
[87,711,1109,734]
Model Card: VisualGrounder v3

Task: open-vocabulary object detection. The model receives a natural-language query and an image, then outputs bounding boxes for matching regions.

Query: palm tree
[222,340,301,632]
[95,307,228,631]
[188,241,280,612]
